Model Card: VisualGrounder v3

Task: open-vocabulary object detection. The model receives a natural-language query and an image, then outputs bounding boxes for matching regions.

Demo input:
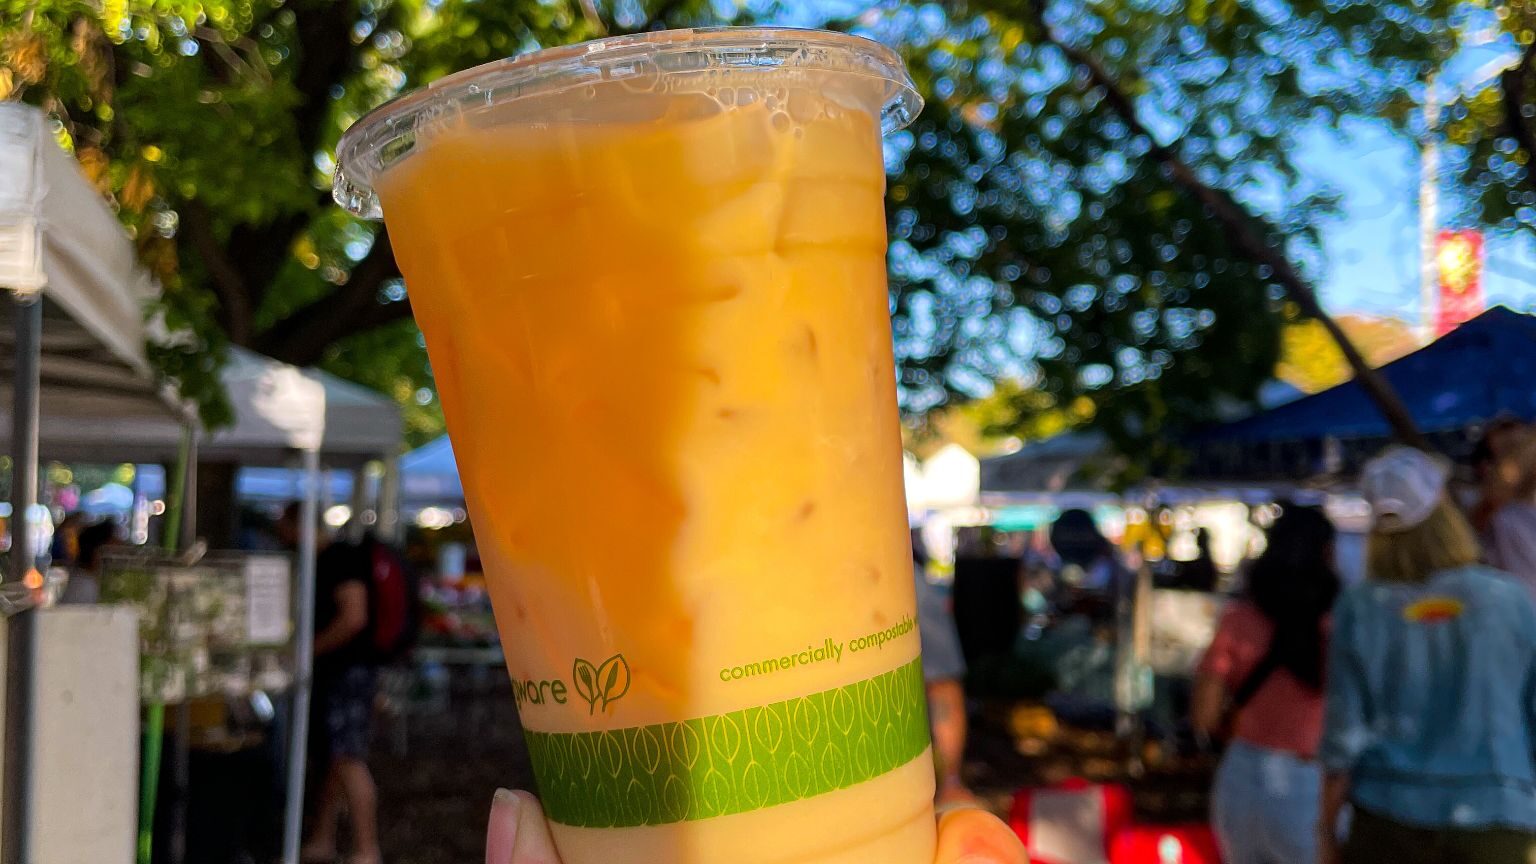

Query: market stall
[25,348,335,864]
[0,102,192,864]
[71,342,403,864]
[0,101,377,864]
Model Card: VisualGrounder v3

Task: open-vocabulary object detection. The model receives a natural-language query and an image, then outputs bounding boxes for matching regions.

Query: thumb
[933,806,1029,864]
[487,789,564,864]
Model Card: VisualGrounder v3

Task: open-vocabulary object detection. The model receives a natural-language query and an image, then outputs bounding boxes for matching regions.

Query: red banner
[1436,229,1484,336]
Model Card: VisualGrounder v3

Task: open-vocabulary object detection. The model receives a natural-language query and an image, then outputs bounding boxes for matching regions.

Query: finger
[508,790,563,864]
[933,806,1029,864]
[487,788,521,864]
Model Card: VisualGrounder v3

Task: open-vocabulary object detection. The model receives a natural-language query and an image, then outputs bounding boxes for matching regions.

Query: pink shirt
[1197,600,1327,758]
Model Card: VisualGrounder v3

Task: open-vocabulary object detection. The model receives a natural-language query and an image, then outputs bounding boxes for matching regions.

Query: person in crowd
[1176,527,1220,593]
[49,511,84,566]
[1468,417,1526,535]
[1193,505,1339,864]
[1319,447,1536,864]
[281,505,383,864]
[1480,425,1536,594]
[485,789,1029,863]
[1049,508,1126,622]
[59,519,119,604]
[913,529,978,806]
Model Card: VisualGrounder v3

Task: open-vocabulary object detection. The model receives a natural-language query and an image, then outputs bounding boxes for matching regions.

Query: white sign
[244,555,292,646]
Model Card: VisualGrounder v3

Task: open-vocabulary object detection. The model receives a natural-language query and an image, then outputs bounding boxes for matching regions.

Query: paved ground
[374,676,535,864]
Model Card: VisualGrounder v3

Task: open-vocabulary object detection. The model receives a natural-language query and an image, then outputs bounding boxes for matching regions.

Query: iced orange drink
[335,28,929,863]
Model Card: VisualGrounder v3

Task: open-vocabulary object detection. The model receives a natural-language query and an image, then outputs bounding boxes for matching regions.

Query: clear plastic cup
[335,27,928,864]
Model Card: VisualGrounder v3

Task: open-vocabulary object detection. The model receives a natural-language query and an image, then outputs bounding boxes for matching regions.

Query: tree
[885,0,1452,457]
[1,0,652,436]
[4,0,1449,455]
[1445,12,1536,251]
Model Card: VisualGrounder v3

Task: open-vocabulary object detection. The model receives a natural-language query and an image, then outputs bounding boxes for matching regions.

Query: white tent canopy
[1,346,401,466]
[202,347,400,466]
[906,443,981,513]
[0,103,187,459]
[0,104,398,467]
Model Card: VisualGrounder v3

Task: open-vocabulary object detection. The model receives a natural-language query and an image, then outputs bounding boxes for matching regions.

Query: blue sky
[1307,42,1536,321]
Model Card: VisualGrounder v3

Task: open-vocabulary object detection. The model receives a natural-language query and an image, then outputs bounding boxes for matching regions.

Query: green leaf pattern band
[524,657,929,827]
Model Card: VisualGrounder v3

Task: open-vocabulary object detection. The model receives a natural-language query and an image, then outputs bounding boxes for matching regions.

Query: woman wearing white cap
[1318,447,1536,863]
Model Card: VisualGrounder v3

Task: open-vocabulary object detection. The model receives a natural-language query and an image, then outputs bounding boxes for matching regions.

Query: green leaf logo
[572,658,600,714]
[597,654,631,711]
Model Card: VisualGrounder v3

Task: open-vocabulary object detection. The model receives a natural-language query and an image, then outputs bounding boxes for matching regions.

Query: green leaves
[874,0,1457,466]
[6,0,1472,463]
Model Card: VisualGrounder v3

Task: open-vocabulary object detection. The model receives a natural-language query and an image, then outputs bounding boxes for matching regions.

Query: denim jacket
[1320,565,1536,831]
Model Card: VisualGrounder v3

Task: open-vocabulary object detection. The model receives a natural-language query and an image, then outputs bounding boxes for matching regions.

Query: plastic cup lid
[333,26,923,219]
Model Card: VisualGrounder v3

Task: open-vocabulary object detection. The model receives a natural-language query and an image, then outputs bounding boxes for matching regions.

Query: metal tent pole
[345,465,368,544]
[1419,75,1439,342]
[378,455,400,544]
[3,292,41,864]
[182,431,198,547]
[281,447,321,864]
[169,426,197,864]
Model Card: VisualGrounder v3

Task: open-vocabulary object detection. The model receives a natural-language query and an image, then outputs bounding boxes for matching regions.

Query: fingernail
[486,788,521,864]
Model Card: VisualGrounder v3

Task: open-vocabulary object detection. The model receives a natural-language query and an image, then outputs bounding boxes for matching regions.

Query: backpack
[362,533,420,663]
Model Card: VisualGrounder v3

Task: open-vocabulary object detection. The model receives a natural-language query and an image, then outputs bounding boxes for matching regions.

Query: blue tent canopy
[235,467,355,502]
[1197,306,1536,445]
[400,435,463,504]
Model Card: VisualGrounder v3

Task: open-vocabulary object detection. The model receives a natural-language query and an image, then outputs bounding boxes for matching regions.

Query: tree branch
[353,295,416,333]
[183,199,255,345]
[290,0,365,159]
[222,199,322,314]
[266,295,414,368]
[1028,0,1428,448]
[206,1,361,333]
[256,231,403,366]
[265,295,415,368]
[194,26,271,84]
[1503,43,1536,193]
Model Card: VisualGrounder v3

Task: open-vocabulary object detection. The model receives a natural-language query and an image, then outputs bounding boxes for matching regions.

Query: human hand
[487,789,1029,864]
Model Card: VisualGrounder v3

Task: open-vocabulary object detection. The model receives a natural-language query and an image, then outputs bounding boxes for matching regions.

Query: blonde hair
[1367,499,1481,584]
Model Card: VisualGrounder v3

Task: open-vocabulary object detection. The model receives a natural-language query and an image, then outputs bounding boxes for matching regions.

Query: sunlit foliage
[2,0,1463,454]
